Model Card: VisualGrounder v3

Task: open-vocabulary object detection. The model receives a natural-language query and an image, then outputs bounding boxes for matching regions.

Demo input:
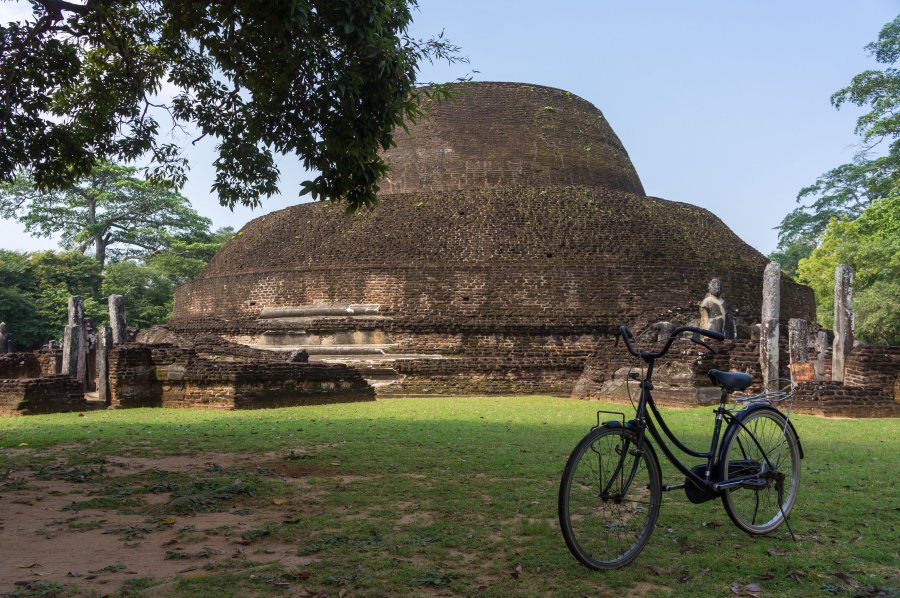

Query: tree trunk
[87,195,107,267]
[95,236,106,266]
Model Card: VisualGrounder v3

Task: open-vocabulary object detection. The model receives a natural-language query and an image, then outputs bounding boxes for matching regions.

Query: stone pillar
[67,295,85,326]
[97,326,113,406]
[788,318,810,383]
[759,262,781,389]
[814,330,828,381]
[62,324,81,377]
[0,322,9,353]
[832,265,854,383]
[67,296,87,389]
[109,295,127,345]
[788,319,808,364]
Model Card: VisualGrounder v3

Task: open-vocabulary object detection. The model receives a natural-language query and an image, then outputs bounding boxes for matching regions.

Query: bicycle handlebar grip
[616,325,640,356]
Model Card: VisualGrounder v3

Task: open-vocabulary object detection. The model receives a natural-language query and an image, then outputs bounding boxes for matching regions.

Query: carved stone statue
[699,278,736,339]
[0,322,9,353]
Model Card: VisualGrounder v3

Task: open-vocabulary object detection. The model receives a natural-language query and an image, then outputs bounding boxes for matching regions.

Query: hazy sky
[1,1,896,255]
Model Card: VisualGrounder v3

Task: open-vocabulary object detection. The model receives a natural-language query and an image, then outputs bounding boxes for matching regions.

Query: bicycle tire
[719,408,801,535]
[558,426,662,570]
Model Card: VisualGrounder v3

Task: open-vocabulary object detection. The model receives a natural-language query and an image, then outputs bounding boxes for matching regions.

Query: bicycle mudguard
[719,403,804,462]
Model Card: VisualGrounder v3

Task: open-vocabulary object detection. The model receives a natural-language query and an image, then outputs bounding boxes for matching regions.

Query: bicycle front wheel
[558,426,661,570]
[719,408,801,535]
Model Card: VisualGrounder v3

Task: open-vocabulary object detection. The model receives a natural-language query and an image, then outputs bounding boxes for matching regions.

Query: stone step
[256,316,393,326]
[258,330,390,347]
[312,353,448,364]
[247,344,397,356]
[259,304,381,319]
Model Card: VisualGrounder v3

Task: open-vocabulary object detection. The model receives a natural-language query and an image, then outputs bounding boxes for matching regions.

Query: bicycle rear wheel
[558,426,661,570]
[719,408,800,535]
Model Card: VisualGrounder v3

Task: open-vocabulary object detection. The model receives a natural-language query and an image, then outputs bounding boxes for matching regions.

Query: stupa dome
[169,82,814,396]
[379,82,645,195]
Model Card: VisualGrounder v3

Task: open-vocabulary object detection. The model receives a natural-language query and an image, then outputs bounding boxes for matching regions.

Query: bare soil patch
[0,449,337,595]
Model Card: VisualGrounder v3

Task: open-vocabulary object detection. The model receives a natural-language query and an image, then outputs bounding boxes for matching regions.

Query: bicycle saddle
[707,369,753,392]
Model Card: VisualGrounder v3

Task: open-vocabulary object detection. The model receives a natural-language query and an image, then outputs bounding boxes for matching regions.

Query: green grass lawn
[0,397,897,597]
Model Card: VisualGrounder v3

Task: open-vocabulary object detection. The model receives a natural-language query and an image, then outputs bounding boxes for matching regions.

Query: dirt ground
[0,450,327,596]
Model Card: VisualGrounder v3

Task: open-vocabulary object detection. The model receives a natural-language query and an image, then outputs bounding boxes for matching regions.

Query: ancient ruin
[1,82,896,416]
[166,82,815,397]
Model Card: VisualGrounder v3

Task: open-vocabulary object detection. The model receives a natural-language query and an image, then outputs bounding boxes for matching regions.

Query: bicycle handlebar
[616,324,725,360]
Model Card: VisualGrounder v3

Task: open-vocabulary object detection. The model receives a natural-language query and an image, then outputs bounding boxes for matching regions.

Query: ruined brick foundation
[108,343,374,410]
[574,335,898,417]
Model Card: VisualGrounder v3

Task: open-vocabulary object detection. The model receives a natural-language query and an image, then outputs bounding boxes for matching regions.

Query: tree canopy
[770,16,899,346]
[0,1,465,211]
[796,195,899,345]
[773,16,900,273]
[0,161,212,266]
[0,226,233,350]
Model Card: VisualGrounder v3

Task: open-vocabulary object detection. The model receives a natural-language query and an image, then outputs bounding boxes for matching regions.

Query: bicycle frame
[623,357,778,493]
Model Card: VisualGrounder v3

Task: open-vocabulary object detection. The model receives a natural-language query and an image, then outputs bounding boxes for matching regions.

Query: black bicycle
[558,324,803,570]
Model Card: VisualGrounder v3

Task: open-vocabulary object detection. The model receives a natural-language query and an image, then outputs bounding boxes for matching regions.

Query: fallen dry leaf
[272,498,289,505]
[834,572,859,588]
[766,547,788,557]
[744,582,764,596]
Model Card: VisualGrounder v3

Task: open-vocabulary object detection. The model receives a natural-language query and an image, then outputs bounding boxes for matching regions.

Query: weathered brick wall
[0,376,85,416]
[35,349,62,376]
[0,352,42,379]
[793,381,897,417]
[843,345,899,396]
[108,344,374,410]
[380,82,645,196]
[174,188,814,329]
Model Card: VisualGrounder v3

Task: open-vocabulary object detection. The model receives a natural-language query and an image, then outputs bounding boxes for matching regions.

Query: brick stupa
[168,82,815,395]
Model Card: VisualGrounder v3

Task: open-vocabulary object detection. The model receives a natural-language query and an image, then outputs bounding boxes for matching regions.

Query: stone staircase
[246,304,445,390]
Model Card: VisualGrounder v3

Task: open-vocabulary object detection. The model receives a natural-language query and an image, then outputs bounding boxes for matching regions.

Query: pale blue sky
[1,1,897,254]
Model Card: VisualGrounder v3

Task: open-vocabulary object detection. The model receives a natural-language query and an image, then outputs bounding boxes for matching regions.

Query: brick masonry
[166,82,820,397]
[0,353,42,379]
[575,335,898,417]
[0,376,86,416]
[107,343,375,410]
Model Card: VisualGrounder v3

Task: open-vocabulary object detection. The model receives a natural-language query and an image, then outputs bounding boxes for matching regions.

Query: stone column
[788,318,810,383]
[67,295,84,326]
[759,262,781,388]
[97,326,113,406]
[814,330,828,381]
[0,322,9,353]
[109,295,127,345]
[788,319,808,364]
[67,296,87,389]
[832,265,854,383]
[62,324,81,377]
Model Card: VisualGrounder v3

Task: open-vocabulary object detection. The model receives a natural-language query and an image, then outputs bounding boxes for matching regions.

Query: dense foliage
[0,1,465,211]
[0,161,212,266]
[0,249,102,349]
[772,16,899,344]
[0,228,232,350]
[796,196,899,345]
